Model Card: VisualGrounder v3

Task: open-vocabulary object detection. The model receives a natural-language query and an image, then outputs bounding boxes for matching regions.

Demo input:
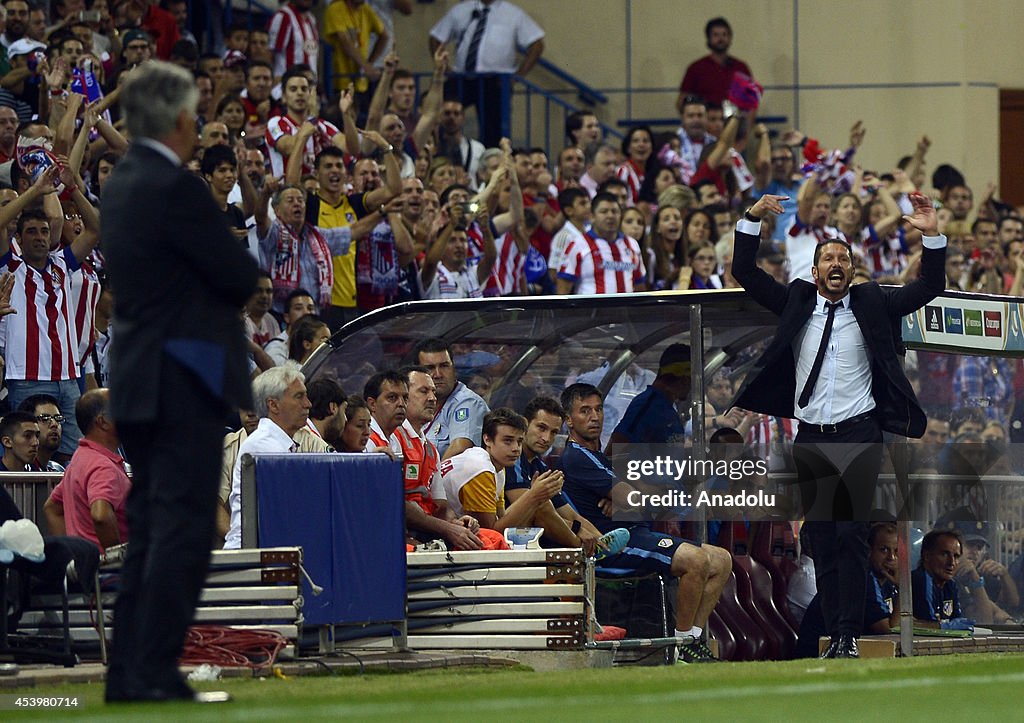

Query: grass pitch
[7,653,1024,721]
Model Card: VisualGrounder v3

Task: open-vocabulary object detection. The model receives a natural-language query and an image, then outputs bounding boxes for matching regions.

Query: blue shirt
[560,439,639,536]
[506,451,568,509]
[751,179,800,241]
[613,385,686,444]
[912,568,961,622]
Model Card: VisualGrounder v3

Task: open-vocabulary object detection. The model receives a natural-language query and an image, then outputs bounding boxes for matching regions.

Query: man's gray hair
[120,60,199,141]
[252,365,305,419]
[271,183,304,209]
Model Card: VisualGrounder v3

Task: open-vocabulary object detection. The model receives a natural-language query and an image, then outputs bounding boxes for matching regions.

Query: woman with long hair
[615,125,655,205]
[215,94,247,143]
[646,205,685,290]
[339,395,372,452]
[287,315,331,364]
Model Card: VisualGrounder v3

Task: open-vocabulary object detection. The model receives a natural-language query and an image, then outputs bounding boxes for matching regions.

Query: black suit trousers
[106,357,228,696]
[794,416,883,638]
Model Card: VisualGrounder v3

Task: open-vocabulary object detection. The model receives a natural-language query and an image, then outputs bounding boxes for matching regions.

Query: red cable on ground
[178,625,289,670]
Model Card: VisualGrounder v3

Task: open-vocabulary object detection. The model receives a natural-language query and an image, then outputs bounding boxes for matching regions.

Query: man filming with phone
[420,186,496,299]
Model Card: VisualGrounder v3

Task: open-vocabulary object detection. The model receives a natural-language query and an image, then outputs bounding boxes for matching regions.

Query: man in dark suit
[732,192,945,658]
[102,61,259,702]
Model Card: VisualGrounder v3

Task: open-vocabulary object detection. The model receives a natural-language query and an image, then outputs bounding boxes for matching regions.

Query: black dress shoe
[834,635,860,658]
[820,638,839,658]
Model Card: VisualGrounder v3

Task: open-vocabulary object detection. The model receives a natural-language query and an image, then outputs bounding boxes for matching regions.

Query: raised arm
[869,181,903,238]
[705,114,740,170]
[491,157,523,236]
[68,102,99,177]
[753,123,772,190]
[285,122,316,187]
[255,176,280,240]
[411,46,448,153]
[474,205,497,283]
[420,208,453,290]
[235,142,258,218]
[61,166,100,263]
[731,193,791,315]
[334,84,360,156]
[795,175,821,226]
[0,167,59,258]
[54,91,84,156]
[903,135,930,189]
[366,53,398,136]
[362,130,402,209]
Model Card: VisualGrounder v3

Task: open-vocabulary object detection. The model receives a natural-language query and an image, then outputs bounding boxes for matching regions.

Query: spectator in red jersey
[556,193,647,295]
[265,67,358,179]
[676,17,752,111]
[245,271,280,347]
[43,388,131,549]
[1,163,98,456]
[267,0,319,78]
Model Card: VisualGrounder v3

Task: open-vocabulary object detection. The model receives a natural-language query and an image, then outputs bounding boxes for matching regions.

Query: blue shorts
[599,526,697,575]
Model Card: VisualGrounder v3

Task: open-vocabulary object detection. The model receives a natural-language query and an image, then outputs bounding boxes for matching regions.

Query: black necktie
[465,6,490,72]
[798,300,842,408]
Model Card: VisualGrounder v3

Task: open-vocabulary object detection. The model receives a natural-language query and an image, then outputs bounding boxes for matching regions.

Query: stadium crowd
[0,0,1022,661]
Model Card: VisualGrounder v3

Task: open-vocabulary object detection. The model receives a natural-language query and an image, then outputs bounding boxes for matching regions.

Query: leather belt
[801,411,876,435]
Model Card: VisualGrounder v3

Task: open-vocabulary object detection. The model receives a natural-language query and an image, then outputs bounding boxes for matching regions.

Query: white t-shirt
[438,446,505,518]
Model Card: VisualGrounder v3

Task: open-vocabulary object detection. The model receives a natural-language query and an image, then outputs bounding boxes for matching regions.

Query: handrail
[514,75,622,152]
[517,45,607,106]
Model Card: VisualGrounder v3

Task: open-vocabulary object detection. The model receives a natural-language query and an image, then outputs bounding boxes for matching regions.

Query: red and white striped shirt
[265,114,341,178]
[558,231,645,295]
[69,251,101,374]
[267,2,319,78]
[615,160,643,206]
[484,231,525,297]
[3,247,80,381]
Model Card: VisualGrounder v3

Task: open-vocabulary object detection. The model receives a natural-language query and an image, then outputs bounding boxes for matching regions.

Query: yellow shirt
[323,0,385,90]
[312,192,362,309]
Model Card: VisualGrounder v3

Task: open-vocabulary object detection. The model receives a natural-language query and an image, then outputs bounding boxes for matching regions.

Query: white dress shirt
[792,291,874,425]
[225,417,298,549]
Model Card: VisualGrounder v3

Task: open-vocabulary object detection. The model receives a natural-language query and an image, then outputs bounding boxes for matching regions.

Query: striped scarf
[270,221,333,308]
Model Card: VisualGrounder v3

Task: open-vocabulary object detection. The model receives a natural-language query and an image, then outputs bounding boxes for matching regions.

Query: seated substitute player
[913,528,972,630]
[558,382,732,663]
[795,522,900,657]
[507,395,622,556]
[439,407,564,534]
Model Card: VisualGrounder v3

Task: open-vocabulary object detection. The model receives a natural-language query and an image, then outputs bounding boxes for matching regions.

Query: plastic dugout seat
[706,608,736,661]
[713,570,767,660]
[750,522,802,632]
[717,521,793,660]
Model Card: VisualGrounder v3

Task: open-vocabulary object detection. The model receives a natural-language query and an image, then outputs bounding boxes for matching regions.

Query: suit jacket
[102,143,259,423]
[731,228,946,438]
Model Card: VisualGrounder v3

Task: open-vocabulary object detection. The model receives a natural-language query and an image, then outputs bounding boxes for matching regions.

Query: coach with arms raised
[731,192,945,658]
[102,61,259,703]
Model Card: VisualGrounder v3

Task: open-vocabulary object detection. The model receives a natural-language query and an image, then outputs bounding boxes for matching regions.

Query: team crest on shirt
[454,407,469,422]
[943,599,953,617]
[51,266,64,284]
[345,212,356,224]
[657,538,674,548]
[406,464,419,479]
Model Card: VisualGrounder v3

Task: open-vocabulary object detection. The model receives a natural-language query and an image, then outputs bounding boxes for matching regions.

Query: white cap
[8,38,46,58]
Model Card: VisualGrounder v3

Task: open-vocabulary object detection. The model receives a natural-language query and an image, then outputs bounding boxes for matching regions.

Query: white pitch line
[72,669,1024,722]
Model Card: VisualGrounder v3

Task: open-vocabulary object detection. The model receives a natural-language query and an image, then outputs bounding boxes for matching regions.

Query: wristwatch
[384,144,395,155]
[744,209,760,223]
[968,576,986,591]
